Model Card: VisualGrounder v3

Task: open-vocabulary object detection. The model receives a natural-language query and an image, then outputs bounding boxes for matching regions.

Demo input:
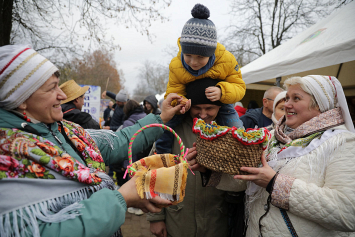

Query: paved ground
[121,211,155,237]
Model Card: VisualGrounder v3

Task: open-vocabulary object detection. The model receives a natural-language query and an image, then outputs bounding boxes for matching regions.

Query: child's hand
[170,98,191,114]
[205,86,221,102]
[179,98,191,114]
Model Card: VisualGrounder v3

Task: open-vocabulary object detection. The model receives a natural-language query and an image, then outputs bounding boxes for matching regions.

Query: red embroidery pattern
[140,159,146,168]
[149,169,157,197]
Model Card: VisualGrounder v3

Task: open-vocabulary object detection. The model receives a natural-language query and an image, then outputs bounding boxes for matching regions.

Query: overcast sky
[112,0,233,95]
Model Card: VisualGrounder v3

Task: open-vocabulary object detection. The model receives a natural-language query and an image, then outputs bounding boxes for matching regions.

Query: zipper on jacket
[47,126,66,151]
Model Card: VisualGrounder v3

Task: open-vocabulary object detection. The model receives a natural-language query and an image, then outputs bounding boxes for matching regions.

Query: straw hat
[60,80,89,104]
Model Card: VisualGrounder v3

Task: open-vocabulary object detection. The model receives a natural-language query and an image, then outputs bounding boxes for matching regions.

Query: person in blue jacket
[240,86,284,129]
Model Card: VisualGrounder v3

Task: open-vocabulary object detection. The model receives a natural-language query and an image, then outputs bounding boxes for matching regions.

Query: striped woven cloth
[133,154,188,206]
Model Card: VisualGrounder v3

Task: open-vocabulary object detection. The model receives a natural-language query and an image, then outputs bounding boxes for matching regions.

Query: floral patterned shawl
[0,120,116,237]
[266,107,345,162]
[0,120,107,183]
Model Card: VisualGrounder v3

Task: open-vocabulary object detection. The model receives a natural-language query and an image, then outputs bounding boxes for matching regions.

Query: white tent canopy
[241,2,355,96]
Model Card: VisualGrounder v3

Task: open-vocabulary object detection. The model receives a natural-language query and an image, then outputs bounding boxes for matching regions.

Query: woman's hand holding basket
[118,175,172,213]
[234,152,276,188]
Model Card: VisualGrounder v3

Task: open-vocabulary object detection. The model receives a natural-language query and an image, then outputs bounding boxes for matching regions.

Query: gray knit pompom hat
[180,4,217,57]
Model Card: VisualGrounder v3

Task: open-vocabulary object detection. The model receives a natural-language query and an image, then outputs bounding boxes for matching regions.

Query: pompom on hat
[59,80,89,104]
[180,4,217,57]
[0,45,58,110]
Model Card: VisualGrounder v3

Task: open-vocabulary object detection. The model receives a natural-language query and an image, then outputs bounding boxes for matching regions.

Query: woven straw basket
[193,118,270,175]
[127,123,189,206]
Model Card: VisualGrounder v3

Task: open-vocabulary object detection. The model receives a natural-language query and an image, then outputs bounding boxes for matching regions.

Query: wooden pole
[105,77,110,91]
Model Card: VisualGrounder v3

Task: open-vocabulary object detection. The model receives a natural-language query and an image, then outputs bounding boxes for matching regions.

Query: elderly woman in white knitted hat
[188,75,355,236]
[0,45,189,237]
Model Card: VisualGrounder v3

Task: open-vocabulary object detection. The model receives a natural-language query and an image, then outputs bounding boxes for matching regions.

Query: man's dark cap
[186,78,223,106]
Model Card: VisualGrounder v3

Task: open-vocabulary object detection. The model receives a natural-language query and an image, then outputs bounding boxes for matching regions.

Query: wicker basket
[193,118,270,175]
[126,124,189,205]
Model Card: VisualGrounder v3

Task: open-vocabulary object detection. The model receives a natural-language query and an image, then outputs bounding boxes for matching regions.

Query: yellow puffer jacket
[165,38,246,104]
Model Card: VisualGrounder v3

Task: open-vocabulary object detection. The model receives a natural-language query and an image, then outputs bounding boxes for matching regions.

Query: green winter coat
[0,108,165,237]
[147,115,229,237]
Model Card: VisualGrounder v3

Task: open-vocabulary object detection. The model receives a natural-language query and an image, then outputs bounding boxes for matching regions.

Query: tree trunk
[0,0,13,46]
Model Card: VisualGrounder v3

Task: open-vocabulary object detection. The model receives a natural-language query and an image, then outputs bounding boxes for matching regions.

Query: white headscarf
[301,75,355,133]
[0,45,58,110]
[271,91,287,124]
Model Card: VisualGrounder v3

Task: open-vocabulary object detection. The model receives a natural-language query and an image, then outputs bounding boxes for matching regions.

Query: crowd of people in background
[1,3,355,237]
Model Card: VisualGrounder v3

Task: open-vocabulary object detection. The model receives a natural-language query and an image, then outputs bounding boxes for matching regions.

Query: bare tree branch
[223,0,353,65]
[2,0,172,65]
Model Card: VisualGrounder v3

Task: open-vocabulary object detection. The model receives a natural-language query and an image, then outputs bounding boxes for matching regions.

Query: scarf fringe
[144,191,180,202]
[86,129,118,150]
[0,177,116,237]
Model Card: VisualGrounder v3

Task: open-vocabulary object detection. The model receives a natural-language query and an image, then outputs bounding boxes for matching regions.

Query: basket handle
[128,123,186,166]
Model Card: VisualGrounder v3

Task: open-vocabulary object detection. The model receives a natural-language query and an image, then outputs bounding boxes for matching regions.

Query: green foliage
[47,174,55,179]
[31,149,47,157]
[0,171,7,179]
[39,156,51,165]
[54,146,62,155]
[22,159,29,166]
[25,173,37,178]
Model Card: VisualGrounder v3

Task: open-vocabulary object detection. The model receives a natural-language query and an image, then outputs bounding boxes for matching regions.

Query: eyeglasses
[266,98,274,101]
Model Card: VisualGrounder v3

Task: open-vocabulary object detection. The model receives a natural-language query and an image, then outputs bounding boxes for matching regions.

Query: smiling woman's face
[284,85,321,129]
[274,100,285,122]
[20,75,67,124]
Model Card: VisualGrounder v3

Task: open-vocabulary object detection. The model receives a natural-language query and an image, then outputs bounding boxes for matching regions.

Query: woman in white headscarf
[188,75,355,237]
[266,91,287,132]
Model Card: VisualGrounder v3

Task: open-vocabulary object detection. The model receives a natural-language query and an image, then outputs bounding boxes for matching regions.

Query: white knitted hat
[0,45,58,110]
[271,91,287,124]
[301,75,355,132]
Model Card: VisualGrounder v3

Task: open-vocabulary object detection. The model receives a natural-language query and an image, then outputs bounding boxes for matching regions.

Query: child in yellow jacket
[156,3,246,153]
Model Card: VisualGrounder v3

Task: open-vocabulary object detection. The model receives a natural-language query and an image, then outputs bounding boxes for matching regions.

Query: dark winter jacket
[144,95,161,115]
[106,91,125,131]
[103,106,112,122]
[240,107,272,129]
[61,103,100,129]
[122,106,146,129]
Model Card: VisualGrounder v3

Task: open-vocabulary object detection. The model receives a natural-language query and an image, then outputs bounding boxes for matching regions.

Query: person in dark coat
[103,100,114,125]
[143,95,161,115]
[60,80,100,129]
[102,90,128,131]
[240,86,284,129]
